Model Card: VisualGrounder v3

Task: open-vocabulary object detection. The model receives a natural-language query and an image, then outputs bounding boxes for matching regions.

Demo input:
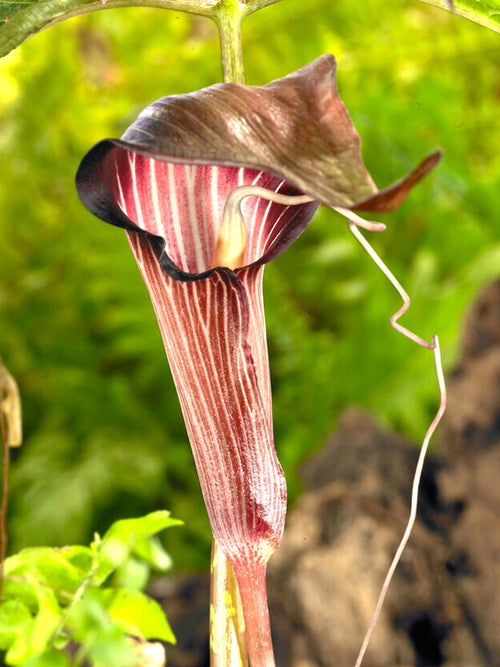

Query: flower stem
[210,6,280,665]
[233,562,275,667]
[208,5,249,665]
[214,0,245,84]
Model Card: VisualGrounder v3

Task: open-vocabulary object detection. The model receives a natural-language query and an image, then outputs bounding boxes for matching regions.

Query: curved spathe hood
[76,54,440,282]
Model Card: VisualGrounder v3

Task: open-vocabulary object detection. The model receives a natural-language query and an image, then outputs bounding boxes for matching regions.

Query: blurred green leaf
[420,0,500,33]
[98,511,181,576]
[5,548,84,600]
[23,651,70,667]
[0,600,32,662]
[0,512,178,664]
[2,569,39,611]
[113,557,150,591]
[0,579,61,664]
[104,589,176,643]
[102,511,183,544]
[57,546,94,579]
[134,535,173,571]
[66,589,138,667]
[27,583,61,663]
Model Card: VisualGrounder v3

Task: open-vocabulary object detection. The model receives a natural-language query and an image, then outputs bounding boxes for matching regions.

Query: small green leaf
[9,548,84,599]
[96,511,181,579]
[28,583,62,661]
[2,571,39,610]
[88,636,139,667]
[102,511,183,544]
[0,581,61,664]
[0,599,32,661]
[22,651,71,667]
[2,547,89,616]
[65,587,112,638]
[104,590,176,644]
[133,536,173,572]
[0,599,31,645]
[114,557,150,592]
[97,537,129,573]
[57,545,94,577]
[90,536,117,586]
[65,590,138,667]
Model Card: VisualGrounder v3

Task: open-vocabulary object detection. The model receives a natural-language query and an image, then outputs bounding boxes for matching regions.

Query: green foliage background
[0,0,499,569]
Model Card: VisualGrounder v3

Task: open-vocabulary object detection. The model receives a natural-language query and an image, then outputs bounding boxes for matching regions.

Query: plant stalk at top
[214,0,245,84]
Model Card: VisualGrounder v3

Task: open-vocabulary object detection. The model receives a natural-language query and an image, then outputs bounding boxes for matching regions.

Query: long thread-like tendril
[335,208,447,667]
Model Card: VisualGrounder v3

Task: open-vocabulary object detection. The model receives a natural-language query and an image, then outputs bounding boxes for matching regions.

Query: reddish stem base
[233,560,275,667]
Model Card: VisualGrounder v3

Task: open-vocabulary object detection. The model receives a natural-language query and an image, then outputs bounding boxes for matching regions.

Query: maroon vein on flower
[76,54,440,646]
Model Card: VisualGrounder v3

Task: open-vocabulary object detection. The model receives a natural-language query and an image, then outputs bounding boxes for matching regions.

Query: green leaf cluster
[0,512,180,665]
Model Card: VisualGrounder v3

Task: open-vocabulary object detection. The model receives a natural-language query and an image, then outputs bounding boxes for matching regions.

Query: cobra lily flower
[76,54,440,665]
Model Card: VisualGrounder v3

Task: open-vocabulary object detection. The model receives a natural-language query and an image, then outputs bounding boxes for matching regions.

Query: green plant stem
[214,0,245,84]
[51,538,101,650]
[210,540,247,666]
